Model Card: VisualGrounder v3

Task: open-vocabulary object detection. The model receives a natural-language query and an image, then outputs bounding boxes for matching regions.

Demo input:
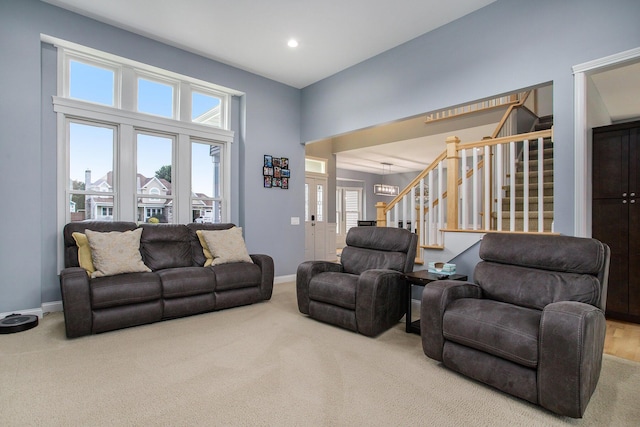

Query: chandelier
[373,163,399,197]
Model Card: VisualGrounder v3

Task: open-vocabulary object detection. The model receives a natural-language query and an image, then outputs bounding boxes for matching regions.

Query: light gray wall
[301,0,640,236]
[0,0,303,313]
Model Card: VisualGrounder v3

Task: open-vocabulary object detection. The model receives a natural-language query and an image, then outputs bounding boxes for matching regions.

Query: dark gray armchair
[421,233,610,418]
[297,226,418,337]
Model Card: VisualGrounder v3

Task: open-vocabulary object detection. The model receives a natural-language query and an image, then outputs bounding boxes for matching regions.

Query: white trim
[42,301,64,313]
[276,274,296,284]
[573,47,640,237]
[53,97,234,143]
[41,33,244,97]
[0,301,63,320]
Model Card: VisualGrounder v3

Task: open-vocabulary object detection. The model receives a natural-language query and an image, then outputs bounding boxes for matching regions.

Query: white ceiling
[41,0,496,89]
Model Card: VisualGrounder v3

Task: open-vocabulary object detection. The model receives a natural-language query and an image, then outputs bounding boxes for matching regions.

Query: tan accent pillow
[196,230,215,267]
[85,228,151,278]
[72,232,95,276]
[197,227,253,266]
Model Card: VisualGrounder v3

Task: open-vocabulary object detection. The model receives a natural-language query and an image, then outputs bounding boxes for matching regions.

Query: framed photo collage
[263,155,290,189]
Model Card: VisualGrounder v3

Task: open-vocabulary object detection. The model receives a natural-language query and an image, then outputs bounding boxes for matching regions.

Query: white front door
[305,175,327,261]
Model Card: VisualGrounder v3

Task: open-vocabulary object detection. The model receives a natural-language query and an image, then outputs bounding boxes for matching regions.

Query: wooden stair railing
[377,129,554,258]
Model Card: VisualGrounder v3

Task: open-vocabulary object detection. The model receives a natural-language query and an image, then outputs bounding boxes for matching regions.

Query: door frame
[573,46,640,237]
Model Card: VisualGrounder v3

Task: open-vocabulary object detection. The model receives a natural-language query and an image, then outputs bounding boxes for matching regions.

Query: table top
[404,270,468,284]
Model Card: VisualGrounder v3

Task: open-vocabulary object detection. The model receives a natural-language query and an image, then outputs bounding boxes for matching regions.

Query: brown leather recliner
[296,226,417,337]
[421,233,610,418]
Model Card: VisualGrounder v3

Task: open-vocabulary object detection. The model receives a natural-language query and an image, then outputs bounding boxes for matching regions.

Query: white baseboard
[42,301,64,313]
[275,274,296,284]
[1,300,63,320]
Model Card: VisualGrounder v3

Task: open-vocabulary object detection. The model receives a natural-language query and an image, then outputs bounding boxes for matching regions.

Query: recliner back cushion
[474,262,601,310]
[140,224,192,271]
[63,221,138,268]
[346,226,415,252]
[479,233,606,275]
[340,246,406,275]
[341,226,414,274]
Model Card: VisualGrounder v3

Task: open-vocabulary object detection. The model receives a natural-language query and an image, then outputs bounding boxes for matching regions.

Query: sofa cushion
[197,227,253,266]
[85,228,151,278]
[140,224,192,271]
[90,272,161,309]
[212,262,261,291]
[309,272,358,310]
[443,298,541,368]
[157,267,216,298]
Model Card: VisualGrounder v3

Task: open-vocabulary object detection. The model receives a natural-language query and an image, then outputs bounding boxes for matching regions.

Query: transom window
[48,35,237,228]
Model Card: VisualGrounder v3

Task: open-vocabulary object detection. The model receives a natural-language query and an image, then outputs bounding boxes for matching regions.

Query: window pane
[137,133,173,223]
[137,78,174,118]
[316,184,324,222]
[69,60,115,106]
[69,122,114,222]
[305,184,309,221]
[192,92,222,127]
[191,141,222,223]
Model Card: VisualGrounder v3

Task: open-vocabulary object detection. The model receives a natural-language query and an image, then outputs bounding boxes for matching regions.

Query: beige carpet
[2,282,639,426]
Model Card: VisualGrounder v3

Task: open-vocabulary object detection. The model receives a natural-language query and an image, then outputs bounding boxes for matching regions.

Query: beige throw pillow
[85,228,151,278]
[197,227,253,266]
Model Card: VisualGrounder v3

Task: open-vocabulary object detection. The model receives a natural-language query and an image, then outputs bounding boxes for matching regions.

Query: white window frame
[46,35,239,269]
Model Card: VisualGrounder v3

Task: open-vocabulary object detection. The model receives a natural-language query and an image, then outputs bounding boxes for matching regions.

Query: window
[68,59,116,106]
[137,76,175,118]
[337,187,362,236]
[50,36,237,227]
[192,141,224,223]
[137,132,173,223]
[67,121,115,222]
[192,90,224,128]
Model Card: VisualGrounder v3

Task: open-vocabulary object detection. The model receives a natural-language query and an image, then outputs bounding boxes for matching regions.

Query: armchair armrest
[538,301,606,418]
[250,254,275,300]
[59,267,93,338]
[296,261,344,314]
[356,269,407,337]
[421,280,481,361]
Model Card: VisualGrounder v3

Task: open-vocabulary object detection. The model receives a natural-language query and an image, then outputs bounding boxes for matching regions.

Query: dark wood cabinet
[592,120,640,322]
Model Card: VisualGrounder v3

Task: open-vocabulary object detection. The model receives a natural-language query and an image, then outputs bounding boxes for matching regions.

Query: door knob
[623,193,627,197]
[623,200,628,204]
[632,193,636,197]
[632,200,636,204]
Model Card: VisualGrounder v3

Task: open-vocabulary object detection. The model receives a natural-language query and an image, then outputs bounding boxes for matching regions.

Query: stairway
[494,116,554,232]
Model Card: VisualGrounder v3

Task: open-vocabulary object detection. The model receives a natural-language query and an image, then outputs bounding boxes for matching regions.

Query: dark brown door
[592,120,640,321]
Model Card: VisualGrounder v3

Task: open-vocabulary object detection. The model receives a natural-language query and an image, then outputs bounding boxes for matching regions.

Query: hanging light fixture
[373,162,399,196]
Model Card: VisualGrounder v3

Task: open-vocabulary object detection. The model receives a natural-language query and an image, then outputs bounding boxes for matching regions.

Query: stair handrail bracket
[378,128,554,257]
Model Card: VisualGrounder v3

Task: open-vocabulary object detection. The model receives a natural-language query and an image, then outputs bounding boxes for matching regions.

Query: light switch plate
[291,217,300,225]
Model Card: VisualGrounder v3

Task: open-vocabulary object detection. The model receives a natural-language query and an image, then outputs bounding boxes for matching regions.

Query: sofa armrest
[250,254,275,300]
[296,261,344,314]
[421,280,481,361]
[538,301,606,418]
[59,267,93,338]
[356,269,407,337]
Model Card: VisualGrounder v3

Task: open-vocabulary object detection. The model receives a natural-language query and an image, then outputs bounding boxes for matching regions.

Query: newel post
[375,202,387,227]
[446,136,460,230]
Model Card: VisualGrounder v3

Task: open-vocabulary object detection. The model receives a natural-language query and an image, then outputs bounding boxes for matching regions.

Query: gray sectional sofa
[60,221,274,338]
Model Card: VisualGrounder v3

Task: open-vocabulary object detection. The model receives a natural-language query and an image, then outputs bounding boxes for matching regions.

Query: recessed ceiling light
[287,39,299,48]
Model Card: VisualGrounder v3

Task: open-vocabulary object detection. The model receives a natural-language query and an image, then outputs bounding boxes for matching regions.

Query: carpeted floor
[2,282,639,426]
